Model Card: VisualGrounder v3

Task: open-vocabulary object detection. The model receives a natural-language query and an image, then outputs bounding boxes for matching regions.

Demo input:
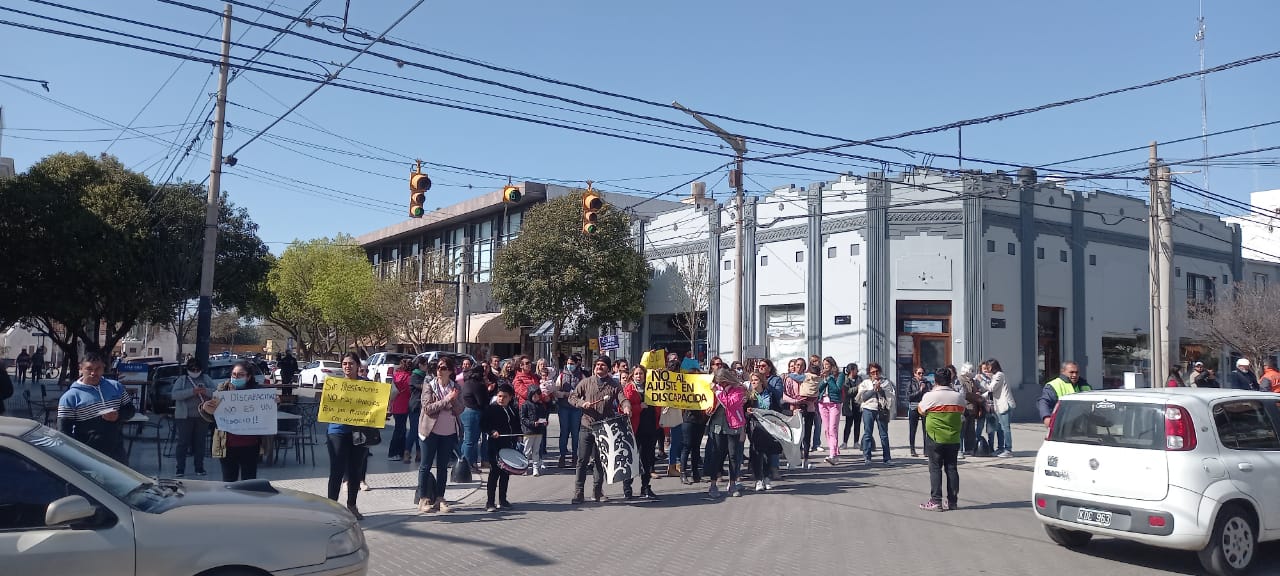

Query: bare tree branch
[1190,281,1280,369]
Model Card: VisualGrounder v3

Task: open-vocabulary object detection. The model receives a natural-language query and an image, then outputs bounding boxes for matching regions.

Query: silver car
[0,417,368,576]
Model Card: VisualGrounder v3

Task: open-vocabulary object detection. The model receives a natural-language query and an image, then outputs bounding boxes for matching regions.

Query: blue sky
[2,0,1278,250]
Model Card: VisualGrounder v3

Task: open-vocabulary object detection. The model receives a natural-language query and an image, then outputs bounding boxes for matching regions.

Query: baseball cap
[1237,358,1251,367]
[1193,361,1204,366]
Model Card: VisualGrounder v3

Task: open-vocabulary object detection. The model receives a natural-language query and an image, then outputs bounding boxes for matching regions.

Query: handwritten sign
[318,377,391,427]
[213,388,279,435]
[643,370,713,411]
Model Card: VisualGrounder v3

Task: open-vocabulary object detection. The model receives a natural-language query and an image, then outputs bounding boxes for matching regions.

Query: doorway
[1037,306,1063,385]
[896,301,952,417]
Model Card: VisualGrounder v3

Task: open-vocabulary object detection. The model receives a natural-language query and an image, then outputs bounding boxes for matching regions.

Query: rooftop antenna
[1197,0,1211,208]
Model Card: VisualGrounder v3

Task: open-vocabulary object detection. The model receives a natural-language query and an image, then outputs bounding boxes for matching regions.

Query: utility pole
[1157,162,1174,387]
[194,4,232,370]
[673,101,746,362]
[1147,142,1162,388]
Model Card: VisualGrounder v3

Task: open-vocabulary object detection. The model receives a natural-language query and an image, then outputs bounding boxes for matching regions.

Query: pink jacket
[715,384,748,430]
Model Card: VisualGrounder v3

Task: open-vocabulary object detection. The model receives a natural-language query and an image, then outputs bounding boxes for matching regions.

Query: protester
[568,356,627,504]
[707,367,747,498]
[512,355,540,407]
[985,358,1014,457]
[918,366,965,512]
[554,356,584,468]
[416,358,464,514]
[680,358,709,485]
[840,362,861,450]
[906,366,930,457]
[170,356,214,477]
[57,351,136,462]
[520,386,550,477]
[325,352,370,519]
[405,356,430,464]
[857,362,895,466]
[746,371,779,491]
[621,365,660,500]
[817,356,844,465]
[759,358,786,478]
[482,383,521,512]
[460,356,492,474]
[782,358,817,469]
[387,358,413,461]
[201,360,270,483]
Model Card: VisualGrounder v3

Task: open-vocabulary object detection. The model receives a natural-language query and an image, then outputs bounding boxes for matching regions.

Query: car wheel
[312,375,319,388]
[1199,504,1256,576]
[1044,525,1092,548]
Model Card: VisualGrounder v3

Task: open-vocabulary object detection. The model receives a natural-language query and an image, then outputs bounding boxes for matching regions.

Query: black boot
[571,489,584,504]
[642,487,660,500]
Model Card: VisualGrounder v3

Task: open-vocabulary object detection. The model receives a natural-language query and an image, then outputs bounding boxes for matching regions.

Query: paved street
[12,379,1280,575]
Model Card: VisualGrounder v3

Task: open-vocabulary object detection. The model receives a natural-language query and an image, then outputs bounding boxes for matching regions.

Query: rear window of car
[1050,399,1167,450]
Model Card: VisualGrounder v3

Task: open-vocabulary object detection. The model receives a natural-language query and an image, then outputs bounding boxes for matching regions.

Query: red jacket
[621,381,660,433]
[512,372,540,407]
[390,370,412,415]
[1261,367,1280,393]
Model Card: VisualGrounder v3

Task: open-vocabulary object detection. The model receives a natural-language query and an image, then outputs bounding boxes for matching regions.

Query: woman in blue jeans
[553,359,583,467]
[857,363,895,465]
[459,358,491,471]
[984,358,1014,457]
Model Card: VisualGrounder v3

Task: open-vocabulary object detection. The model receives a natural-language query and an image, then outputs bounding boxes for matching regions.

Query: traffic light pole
[195,4,232,370]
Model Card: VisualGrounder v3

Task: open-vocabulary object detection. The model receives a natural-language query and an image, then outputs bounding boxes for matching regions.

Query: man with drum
[569,355,630,504]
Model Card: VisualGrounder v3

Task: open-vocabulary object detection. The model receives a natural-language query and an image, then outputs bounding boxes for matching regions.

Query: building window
[850,244,860,256]
[1059,250,1068,262]
[1089,254,1096,266]
[795,251,804,263]
[1257,273,1269,289]
[1036,247,1045,260]
[723,260,732,271]
[1175,267,1182,278]
[986,240,995,253]
[827,246,837,259]
[760,254,768,266]
[1188,273,1216,306]
[1223,274,1230,285]
[1007,243,1016,255]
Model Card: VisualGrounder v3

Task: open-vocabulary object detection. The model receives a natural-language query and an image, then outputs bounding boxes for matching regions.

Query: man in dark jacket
[1228,358,1260,391]
[278,350,299,386]
[568,355,629,504]
[57,352,136,462]
[906,367,930,457]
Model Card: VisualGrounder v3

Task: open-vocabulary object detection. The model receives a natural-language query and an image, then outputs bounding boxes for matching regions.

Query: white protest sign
[213,388,279,435]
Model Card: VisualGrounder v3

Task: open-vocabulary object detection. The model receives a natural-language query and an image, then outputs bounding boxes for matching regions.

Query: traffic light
[409,171,431,218]
[502,185,522,203]
[581,188,603,234]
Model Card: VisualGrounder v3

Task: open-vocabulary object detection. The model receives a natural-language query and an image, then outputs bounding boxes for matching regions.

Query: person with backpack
[857,362,895,466]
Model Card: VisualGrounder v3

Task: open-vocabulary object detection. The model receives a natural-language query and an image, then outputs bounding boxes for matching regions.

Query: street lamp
[672,101,746,363]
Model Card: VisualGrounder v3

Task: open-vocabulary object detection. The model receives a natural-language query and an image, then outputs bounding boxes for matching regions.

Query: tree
[491,190,650,357]
[373,249,455,353]
[266,235,376,359]
[670,252,709,353]
[1190,282,1280,371]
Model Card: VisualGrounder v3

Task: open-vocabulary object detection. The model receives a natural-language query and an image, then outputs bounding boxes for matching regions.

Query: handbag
[352,427,382,447]
[659,406,683,428]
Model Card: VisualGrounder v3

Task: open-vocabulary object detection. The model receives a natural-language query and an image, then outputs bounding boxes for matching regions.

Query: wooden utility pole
[195,4,232,369]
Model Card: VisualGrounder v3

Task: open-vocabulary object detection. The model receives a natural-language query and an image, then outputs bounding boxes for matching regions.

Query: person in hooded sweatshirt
[58,351,136,462]
[519,386,551,476]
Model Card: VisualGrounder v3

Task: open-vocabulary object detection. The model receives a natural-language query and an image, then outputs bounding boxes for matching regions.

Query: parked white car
[0,417,368,576]
[1033,388,1280,576]
[299,360,345,389]
[365,352,414,384]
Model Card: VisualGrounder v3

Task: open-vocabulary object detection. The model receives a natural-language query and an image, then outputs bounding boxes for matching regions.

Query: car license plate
[1076,507,1112,527]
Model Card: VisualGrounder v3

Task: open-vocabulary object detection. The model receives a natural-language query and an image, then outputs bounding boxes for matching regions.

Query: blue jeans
[557,404,580,457]
[460,408,482,465]
[417,433,456,503]
[997,411,1013,453]
[405,407,421,457]
[667,423,684,466]
[860,409,891,462]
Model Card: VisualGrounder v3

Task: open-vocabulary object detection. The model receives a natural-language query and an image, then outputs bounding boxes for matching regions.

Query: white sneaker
[532,467,541,477]
[754,480,764,491]
[762,479,772,491]
[996,451,1013,458]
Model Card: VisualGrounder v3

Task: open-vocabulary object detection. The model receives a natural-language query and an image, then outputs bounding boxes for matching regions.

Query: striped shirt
[918,388,965,445]
[57,379,134,422]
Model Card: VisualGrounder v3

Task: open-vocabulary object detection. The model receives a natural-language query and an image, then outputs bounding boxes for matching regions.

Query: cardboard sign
[639,349,666,370]
[643,369,714,410]
[318,377,391,427]
[213,388,279,435]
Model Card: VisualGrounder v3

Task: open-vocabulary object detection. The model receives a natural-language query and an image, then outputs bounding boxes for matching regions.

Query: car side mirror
[46,495,96,527]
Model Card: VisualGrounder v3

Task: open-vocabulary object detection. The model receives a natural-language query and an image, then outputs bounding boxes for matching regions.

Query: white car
[300,360,345,389]
[0,417,368,576]
[1033,388,1280,576]
[365,352,415,384]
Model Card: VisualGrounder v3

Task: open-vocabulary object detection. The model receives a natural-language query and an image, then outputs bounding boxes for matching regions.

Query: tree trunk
[552,320,563,360]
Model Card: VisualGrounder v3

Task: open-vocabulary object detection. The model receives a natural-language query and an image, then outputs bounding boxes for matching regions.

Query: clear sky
[2,0,1278,251]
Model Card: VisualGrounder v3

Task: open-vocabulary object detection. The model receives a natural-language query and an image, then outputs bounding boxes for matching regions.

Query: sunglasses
[437,366,452,371]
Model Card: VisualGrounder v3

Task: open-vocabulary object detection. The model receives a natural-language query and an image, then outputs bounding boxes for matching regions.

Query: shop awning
[467,312,520,344]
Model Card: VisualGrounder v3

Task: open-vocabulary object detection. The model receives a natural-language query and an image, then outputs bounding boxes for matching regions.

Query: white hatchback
[1033,388,1280,576]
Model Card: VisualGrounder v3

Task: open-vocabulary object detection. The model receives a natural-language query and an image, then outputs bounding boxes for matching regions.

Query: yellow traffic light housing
[409,170,431,218]
[502,185,522,203]
[581,187,603,234]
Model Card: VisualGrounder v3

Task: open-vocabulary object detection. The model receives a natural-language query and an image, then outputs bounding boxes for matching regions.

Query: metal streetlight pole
[672,101,746,362]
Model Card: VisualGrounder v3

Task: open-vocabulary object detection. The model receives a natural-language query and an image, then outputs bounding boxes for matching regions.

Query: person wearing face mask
[554,356,584,468]
[620,365,660,500]
[170,357,214,477]
[200,360,267,483]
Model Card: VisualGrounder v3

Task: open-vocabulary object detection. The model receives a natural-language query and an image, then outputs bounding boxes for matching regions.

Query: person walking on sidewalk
[568,356,627,504]
[918,366,965,512]
[817,356,845,465]
[416,358,464,514]
[170,357,214,477]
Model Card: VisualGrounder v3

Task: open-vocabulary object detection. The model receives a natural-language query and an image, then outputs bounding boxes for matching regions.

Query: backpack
[975,437,994,457]
[798,374,820,399]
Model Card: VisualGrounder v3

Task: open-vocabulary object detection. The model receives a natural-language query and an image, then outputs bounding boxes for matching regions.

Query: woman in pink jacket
[707,367,748,498]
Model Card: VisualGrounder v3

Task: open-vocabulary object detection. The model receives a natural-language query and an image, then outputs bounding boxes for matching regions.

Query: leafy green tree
[491,190,650,356]
[266,235,376,359]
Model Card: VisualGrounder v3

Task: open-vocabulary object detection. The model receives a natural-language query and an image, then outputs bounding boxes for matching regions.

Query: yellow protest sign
[639,348,666,370]
[318,377,391,427]
[643,369,713,410]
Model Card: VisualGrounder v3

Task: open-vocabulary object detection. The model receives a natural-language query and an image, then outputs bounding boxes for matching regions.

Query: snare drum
[497,448,530,476]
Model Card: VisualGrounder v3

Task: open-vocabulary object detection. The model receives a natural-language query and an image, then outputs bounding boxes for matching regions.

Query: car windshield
[21,425,155,505]
[1050,399,1167,450]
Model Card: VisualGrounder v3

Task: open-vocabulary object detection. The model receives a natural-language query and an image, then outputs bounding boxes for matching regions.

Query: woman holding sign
[326,353,370,520]
[200,361,266,483]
